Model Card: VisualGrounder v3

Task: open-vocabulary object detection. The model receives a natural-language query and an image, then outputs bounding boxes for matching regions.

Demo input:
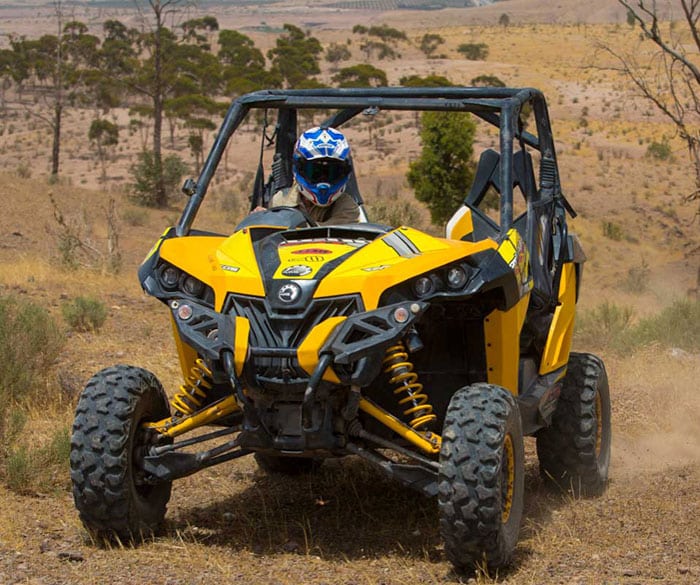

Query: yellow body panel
[159,232,267,310]
[297,317,346,383]
[484,293,530,394]
[233,316,251,377]
[170,312,199,382]
[445,206,474,241]
[315,227,497,309]
[540,263,577,375]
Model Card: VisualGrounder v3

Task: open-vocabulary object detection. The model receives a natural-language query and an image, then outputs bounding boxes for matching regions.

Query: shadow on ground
[166,453,571,569]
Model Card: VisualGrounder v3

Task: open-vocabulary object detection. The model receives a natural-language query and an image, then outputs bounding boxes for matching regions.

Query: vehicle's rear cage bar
[176,87,560,237]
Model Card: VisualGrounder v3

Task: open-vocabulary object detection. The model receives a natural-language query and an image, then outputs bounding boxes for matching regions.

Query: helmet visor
[296,157,351,184]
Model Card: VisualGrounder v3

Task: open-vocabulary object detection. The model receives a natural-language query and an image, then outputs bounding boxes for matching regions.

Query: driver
[269,126,361,225]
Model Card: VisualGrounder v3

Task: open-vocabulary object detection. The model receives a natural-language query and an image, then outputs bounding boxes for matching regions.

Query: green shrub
[576,299,700,353]
[121,206,148,227]
[646,140,672,160]
[457,42,489,60]
[61,296,108,332]
[602,220,624,241]
[130,150,189,208]
[0,295,64,409]
[5,426,71,493]
[575,302,634,350]
[632,299,700,351]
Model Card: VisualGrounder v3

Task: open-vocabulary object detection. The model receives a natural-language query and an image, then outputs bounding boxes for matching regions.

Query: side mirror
[181,178,196,197]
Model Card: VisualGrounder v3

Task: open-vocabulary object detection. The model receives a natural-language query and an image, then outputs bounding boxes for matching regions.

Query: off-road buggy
[70,87,611,571]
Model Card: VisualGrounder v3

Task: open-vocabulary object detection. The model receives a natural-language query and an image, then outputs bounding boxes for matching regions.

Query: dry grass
[0,2,698,583]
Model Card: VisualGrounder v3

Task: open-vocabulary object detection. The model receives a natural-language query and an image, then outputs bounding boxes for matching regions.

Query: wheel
[536,352,611,497]
[254,453,321,475]
[70,365,172,542]
[438,383,525,571]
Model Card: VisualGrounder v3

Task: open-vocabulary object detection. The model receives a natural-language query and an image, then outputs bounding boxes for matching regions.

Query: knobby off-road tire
[438,384,525,571]
[254,453,321,475]
[536,352,611,497]
[70,365,172,542]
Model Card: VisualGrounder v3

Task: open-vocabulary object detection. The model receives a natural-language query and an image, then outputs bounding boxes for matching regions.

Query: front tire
[536,352,611,496]
[438,384,525,571]
[70,365,172,542]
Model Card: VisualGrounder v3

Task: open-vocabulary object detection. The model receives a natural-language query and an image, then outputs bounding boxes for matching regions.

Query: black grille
[223,293,363,391]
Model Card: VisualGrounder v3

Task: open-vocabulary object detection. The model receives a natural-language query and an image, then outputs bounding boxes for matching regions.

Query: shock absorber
[382,341,436,430]
[171,358,214,416]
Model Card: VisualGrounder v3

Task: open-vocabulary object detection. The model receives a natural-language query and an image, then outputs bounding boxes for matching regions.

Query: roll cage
[175,87,575,240]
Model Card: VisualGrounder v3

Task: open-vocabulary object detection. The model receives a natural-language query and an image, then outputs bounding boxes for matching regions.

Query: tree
[419,33,445,58]
[332,63,387,88]
[88,118,119,181]
[471,74,505,87]
[601,0,700,291]
[499,13,511,28]
[9,4,99,177]
[399,74,452,87]
[407,111,477,225]
[126,2,222,207]
[268,24,322,88]
[457,42,489,60]
[325,42,352,66]
[218,29,277,95]
[606,1,700,213]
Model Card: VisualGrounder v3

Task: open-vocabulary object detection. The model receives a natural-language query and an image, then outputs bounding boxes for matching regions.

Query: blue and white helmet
[293,126,352,207]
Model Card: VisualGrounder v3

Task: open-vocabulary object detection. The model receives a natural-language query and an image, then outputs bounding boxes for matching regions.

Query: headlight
[182,275,205,297]
[412,276,434,298]
[159,265,180,290]
[446,266,468,289]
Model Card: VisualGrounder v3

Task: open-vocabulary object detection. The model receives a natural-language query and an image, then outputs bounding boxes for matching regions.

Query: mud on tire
[536,352,611,497]
[70,365,172,542]
[438,383,525,571]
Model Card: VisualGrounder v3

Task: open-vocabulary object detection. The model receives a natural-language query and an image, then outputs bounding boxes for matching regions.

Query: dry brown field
[0,1,699,584]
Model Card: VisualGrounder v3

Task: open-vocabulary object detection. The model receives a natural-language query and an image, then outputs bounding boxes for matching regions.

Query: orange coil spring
[171,358,214,415]
[382,342,436,430]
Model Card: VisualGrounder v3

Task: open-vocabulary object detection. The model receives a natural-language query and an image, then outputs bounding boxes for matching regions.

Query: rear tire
[438,384,525,571]
[70,365,172,542]
[536,352,611,496]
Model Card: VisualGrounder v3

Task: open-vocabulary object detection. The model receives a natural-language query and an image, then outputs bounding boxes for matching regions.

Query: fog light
[412,276,433,297]
[447,266,468,289]
[393,306,410,323]
[177,304,193,320]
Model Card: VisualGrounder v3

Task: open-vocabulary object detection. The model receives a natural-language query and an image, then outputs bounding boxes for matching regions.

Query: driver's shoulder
[270,184,301,208]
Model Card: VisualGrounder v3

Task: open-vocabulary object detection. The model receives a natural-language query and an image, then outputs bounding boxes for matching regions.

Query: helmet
[292,126,352,207]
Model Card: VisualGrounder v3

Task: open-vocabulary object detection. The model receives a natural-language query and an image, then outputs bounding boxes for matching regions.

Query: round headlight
[446,266,468,289]
[182,275,204,297]
[412,276,434,298]
[160,265,180,290]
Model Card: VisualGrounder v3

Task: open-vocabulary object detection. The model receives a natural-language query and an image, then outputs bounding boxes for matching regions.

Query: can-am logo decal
[292,248,332,254]
[221,264,240,272]
[282,265,312,277]
[278,282,301,303]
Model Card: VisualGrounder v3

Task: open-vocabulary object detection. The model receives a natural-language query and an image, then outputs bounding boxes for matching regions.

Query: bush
[576,299,700,353]
[632,299,700,351]
[5,427,71,493]
[0,295,64,410]
[646,140,672,160]
[130,150,189,208]
[575,301,634,350]
[61,296,108,332]
[457,42,489,60]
